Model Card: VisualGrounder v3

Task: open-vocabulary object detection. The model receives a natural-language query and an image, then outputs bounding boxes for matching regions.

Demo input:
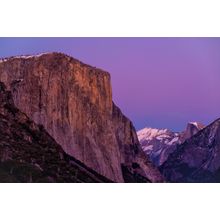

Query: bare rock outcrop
[0,82,113,183]
[0,53,163,182]
[161,119,220,182]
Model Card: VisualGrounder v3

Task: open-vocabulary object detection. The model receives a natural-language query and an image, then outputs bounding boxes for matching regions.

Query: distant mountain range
[138,119,220,182]
[137,122,205,166]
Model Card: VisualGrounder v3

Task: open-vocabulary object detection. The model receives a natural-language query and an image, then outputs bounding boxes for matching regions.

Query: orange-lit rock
[0,52,163,182]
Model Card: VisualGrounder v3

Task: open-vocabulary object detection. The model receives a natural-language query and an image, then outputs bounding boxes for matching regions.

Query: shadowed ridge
[160,118,220,183]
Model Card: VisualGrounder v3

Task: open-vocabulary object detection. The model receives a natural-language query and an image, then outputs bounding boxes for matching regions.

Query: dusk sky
[1,38,220,131]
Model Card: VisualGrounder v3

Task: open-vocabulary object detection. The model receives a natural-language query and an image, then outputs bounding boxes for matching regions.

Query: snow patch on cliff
[0,53,51,63]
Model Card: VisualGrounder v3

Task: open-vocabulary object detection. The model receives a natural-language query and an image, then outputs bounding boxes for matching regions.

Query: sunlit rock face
[0,82,113,183]
[179,122,205,143]
[0,53,163,182]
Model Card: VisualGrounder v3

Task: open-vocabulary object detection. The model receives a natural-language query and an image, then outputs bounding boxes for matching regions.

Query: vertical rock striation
[0,82,113,183]
[0,52,163,182]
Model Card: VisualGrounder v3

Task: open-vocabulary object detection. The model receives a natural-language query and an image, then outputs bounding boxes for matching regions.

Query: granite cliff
[161,119,220,182]
[0,52,163,182]
[0,82,113,182]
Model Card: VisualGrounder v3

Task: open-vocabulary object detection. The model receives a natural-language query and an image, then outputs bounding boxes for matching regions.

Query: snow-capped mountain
[137,122,205,166]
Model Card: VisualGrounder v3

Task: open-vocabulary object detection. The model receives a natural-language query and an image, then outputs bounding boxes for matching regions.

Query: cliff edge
[0,52,163,182]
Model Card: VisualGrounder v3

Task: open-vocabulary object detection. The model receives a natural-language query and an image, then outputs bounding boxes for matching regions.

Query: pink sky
[1,38,220,131]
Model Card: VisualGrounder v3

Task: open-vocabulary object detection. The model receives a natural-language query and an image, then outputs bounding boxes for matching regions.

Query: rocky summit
[160,119,220,182]
[0,52,163,183]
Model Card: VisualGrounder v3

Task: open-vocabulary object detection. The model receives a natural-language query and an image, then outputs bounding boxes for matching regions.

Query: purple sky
[1,38,220,131]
